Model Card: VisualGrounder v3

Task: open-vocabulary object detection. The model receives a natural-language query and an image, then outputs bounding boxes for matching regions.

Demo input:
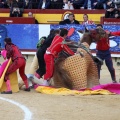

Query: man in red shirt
[96,24,120,83]
[40,28,75,86]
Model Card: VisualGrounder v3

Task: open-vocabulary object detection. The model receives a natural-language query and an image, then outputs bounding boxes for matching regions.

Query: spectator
[38,0,50,9]
[114,0,120,8]
[71,0,84,9]
[5,0,13,8]
[81,0,105,10]
[80,0,92,9]
[105,2,120,18]
[10,4,23,17]
[63,0,74,10]
[23,0,31,9]
[28,12,39,24]
[12,0,24,8]
[92,0,106,9]
[59,13,79,25]
[0,0,7,8]
[50,0,63,9]
[81,14,94,25]
[106,0,117,9]
[29,0,39,9]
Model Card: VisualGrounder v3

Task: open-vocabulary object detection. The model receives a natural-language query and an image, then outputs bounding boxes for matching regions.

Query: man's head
[4,37,12,45]
[109,3,115,11]
[109,2,115,8]
[60,28,68,38]
[49,29,60,36]
[12,4,19,12]
[83,14,88,22]
[28,12,33,17]
[68,13,75,22]
[96,24,108,39]
[96,24,103,29]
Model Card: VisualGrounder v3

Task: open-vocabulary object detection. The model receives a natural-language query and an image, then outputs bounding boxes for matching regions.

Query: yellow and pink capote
[0,50,19,92]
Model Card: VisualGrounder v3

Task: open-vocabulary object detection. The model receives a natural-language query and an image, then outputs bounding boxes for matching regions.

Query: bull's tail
[53,58,73,89]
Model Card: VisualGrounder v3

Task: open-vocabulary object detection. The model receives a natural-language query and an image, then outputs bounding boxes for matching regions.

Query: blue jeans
[96,50,116,81]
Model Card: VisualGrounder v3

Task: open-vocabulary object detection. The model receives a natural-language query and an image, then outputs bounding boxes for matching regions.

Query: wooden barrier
[100,17,120,24]
[0,17,35,24]
[0,9,105,24]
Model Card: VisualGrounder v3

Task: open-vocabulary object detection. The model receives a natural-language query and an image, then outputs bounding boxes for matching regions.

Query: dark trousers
[96,50,116,81]
[36,48,46,77]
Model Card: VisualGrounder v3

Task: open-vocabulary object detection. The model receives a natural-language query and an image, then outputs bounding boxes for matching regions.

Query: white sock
[43,80,49,86]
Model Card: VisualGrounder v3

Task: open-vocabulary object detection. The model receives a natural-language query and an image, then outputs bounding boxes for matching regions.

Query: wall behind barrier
[0,24,39,49]
[0,24,120,53]
[0,9,105,24]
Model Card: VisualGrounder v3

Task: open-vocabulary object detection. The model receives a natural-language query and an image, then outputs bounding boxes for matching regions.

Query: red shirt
[47,35,74,57]
[96,31,120,51]
[96,37,110,50]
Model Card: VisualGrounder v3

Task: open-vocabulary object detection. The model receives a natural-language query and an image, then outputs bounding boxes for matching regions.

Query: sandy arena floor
[0,55,120,120]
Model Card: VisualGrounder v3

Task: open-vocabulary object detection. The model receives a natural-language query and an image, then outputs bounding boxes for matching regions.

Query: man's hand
[106,31,110,35]
[107,1,112,6]
[107,8,113,12]
[115,14,119,18]
[93,2,97,6]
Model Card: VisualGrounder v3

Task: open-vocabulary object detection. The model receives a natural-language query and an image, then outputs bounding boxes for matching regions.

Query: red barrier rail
[101,17,120,25]
[0,17,35,24]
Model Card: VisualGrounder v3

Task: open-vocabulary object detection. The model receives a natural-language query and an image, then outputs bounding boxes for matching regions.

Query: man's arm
[63,44,75,56]
[111,31,120,36]
[105,11,110,18]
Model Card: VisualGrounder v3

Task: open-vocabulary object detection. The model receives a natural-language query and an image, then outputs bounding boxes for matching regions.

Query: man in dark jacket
[34,29,60,79]
[38,0,50,9]
[105,3,120,18]
[59,13,80,25]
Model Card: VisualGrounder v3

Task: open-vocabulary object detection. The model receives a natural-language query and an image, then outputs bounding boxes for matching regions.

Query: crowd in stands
[0,0,120,10]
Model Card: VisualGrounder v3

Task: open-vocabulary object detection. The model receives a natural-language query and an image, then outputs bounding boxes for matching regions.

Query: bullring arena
[0,7,120,120]
[1,55,120,120]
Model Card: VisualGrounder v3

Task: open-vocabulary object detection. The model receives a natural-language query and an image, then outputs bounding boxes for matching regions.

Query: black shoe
[24,87,30,92]
[113,80,117,83]
[1,90,12,94]
[30,83,37,89]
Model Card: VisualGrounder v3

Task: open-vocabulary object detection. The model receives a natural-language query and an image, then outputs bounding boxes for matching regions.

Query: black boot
[24,87,30,92]
[1,90,12,94]
[112,80,117,83]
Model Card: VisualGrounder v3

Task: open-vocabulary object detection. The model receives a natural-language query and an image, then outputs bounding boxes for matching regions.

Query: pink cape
[0,60,9,77]
[0,49,8,77]
[92,83,120,94]
[34,83,120,95]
